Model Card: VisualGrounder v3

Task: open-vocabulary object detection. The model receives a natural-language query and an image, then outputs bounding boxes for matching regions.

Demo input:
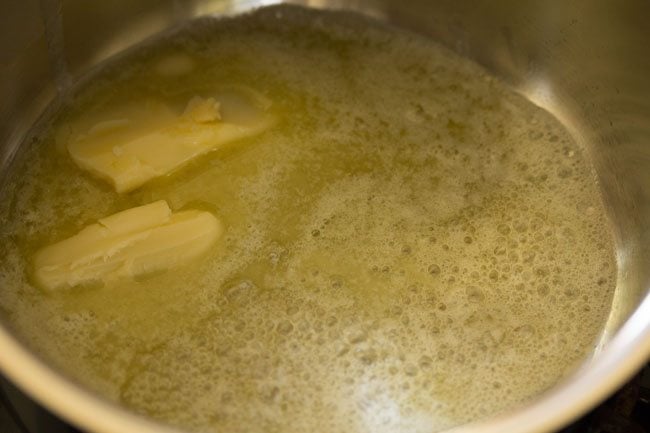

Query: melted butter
[0,5,616,433]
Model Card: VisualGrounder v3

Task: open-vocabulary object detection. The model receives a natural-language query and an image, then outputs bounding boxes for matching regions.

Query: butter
[65,89,274,193]
[33,200,223,290]
[183,96,221,123]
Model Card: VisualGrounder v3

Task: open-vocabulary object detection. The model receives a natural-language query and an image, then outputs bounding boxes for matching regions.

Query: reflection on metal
[192,0,387,19]
[38,0,72,94]
[355,379,439,433]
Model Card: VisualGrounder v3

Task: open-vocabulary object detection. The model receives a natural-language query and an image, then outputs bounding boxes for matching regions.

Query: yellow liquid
[0,6,616,433]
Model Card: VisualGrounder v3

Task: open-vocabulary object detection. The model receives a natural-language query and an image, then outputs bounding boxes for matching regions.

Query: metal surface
[0,0,649,432]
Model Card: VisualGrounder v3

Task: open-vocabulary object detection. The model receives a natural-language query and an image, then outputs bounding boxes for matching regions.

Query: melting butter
[33,200,223,290]
[64,90,275,193]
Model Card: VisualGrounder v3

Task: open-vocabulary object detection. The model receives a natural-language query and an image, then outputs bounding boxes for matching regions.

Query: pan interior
[0,5,621,433]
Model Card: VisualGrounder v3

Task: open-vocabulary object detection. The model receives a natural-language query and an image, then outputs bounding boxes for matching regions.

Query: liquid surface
[0,6,616,433]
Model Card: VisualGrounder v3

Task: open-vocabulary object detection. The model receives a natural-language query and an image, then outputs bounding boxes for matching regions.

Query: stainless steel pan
[0,1,649,432]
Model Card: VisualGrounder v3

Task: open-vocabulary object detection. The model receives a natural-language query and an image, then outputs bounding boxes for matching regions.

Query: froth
[0,5,615,433]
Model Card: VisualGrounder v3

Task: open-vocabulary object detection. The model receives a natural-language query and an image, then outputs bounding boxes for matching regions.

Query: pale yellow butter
[183,96,221,123]
[65,90,274,193]
[33,200,223,290]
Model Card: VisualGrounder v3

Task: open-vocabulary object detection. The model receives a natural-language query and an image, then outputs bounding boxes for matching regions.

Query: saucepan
[0,0,649,432]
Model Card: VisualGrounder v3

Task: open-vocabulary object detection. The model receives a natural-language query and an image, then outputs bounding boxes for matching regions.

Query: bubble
[277,320,294,335]
[557,167,572,178]
[269,251,281,265]
[535,267,549,277]
[335,342,350,357]
[407,284,420,294]
[428,264,441,275]
[404,364,418,376]
[466,286,484,302]
[261,386,280,403]
[563,287,579,298]
[522,251,536,263]
[418,355,433,369]
[537,284,550,296]
[346,327,367,344]
[356,348,377,365]
[515,324,536,336]
[225,280,257,304]
[513,221,528,233]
